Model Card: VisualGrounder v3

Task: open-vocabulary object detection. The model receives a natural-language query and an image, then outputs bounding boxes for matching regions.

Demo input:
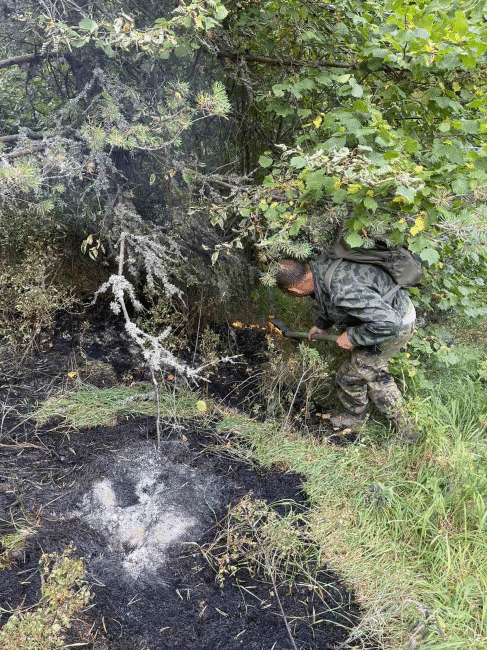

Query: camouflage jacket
[309,255,413,348]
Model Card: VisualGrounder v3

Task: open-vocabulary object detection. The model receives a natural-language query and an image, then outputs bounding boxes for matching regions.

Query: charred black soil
[0,308,365,650]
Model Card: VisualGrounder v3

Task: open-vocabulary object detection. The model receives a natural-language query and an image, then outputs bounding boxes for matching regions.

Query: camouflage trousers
[335,324,416,419]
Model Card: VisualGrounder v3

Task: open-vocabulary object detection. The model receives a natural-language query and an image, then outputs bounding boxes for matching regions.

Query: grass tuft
[32,383,212,429]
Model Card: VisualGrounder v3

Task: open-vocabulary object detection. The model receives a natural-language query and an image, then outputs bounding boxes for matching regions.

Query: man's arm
[334,288,403,347]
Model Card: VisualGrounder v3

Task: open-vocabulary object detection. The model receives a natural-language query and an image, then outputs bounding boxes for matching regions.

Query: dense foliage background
[1,0,487,330]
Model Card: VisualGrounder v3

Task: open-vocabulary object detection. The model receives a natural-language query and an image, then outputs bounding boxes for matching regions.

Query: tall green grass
[32,383,209,428]
[217,376,487,649]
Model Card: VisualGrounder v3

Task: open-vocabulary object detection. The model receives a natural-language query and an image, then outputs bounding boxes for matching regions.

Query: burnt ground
[0,307,366,650]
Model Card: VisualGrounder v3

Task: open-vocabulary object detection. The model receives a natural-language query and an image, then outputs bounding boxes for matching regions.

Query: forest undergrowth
[1,312,485,649]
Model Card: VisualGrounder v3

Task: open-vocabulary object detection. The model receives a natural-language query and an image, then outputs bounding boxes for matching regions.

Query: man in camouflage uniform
[276,256,418,441]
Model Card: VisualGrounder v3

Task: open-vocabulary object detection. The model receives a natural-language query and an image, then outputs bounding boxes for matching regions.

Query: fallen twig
[265,553,299,650]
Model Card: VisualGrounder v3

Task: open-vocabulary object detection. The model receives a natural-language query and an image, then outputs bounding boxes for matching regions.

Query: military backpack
[324,239,424,301]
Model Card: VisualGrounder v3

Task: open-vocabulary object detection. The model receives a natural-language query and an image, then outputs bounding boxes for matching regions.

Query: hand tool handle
[282,331,338,343]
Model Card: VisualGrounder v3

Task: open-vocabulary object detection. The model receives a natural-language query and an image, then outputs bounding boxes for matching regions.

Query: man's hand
[336,331,354,350]
[308,326,325,340]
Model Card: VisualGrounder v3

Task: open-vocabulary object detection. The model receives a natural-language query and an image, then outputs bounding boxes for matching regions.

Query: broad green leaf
[258,155,273,168]
[351,83,364,98]
[345,232,364,248]
[304,169,331,193]
[290,156,307,169]
[419,248,439,265]
[403,137,419,154]
[215,4,229,20]
[451,177,469,195]
[395,186,417,202]
[79,18,97,32]
[289,218,304,236]
[334,23,349,36]
[461,120,479,134]
[271,84,287,98]
[363,196,378,212]
[353,100,368,112]
[332,188,348,203]
[269,101,293,117]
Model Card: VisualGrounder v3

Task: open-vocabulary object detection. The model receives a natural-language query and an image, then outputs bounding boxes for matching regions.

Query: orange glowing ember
[231,322,266,330]
[268,321,283,336]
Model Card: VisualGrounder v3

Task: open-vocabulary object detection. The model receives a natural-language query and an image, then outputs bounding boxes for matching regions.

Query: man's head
[275,259,315,296]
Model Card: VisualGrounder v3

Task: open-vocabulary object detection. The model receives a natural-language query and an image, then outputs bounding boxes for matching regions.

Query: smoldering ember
[0,308,366,650]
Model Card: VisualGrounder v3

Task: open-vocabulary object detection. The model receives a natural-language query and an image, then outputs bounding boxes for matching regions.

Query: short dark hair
[275,259,308,290]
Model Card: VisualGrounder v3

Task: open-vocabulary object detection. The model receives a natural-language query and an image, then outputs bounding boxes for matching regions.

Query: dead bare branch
[0,53,45,70]
[217,50,354,70]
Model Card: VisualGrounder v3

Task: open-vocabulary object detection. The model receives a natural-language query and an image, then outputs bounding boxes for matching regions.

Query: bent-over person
[275,254,419,442]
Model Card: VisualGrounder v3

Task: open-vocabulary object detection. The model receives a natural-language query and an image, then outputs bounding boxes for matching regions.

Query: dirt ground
[0,307,365,650]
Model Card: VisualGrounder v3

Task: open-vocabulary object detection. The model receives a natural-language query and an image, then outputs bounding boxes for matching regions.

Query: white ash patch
[80,442,223,580]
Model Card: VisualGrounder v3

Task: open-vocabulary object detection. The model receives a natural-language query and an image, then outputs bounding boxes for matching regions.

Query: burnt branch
[217,50,354,70]
[0,53,45,70]
[0,129,73,144]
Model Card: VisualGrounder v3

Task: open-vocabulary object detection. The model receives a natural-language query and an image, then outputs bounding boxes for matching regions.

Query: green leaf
[289,78,315,98]
[334,23,349,36]
[474,156,487,171]
[363,196,378,212]
[461,120,479,134]
[353,100,368,112]
[174,44,191,58]
[269,101,293,117]
[419,248,439,265]
[395,186,417,203]
[460,54,476,68]
[79,18,97,32]
[271,84,287,98]
[290,156,307,169]
[258,155,273,168]
[351,83,363,98]
[215,4,229,20]
[305,169,329,189]
[289,218,303,236]
[345,232,364,247]
[451,177,469,195]
[403,137,419,154]
[332,188,348,203]
[100,44,115,58]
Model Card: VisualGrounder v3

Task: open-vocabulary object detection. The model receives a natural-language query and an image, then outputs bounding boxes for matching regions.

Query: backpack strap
[324,256,402,303]
[323,258,343,295]
[382,284,401,303]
